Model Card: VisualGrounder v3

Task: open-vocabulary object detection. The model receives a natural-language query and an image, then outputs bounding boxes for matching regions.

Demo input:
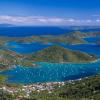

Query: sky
[0,0,100,26]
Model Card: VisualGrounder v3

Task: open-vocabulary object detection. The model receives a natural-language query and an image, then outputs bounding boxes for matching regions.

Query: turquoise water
[0,27,100,84]
[0,61,100,84]
[2,37,100,84]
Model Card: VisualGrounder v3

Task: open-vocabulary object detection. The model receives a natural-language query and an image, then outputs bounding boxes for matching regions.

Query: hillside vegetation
[0,49,35,70]
[0,74,99,100]
[29,45,96,63]
[28,74,100,100]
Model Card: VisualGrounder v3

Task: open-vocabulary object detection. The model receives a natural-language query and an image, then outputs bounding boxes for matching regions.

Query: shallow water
[0,61,100,84]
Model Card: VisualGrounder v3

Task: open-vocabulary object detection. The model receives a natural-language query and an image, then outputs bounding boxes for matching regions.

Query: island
[28,45,96,63]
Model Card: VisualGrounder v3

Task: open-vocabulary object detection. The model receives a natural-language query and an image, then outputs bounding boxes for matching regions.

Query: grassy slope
[0,75,7,85]
[29,74,100,100]
[0,31,100,45]
[30,45,96,63]
[0,49,35,71]
[0,74,100,100]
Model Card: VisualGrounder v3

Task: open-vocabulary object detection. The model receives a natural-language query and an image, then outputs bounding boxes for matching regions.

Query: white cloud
[0,15,99,25]
[96,19,100,22]
[66,19,75,22]
[86,20,92,23]
[0,16,76,25]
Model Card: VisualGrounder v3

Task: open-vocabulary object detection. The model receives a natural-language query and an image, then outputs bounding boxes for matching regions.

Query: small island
[29,45,96,63]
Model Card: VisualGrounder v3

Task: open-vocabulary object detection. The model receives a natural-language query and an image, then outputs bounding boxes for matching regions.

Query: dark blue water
[6,42,51,54]
[0,26,100,37]
[0,61,100,84]
[84,37,100,43]
[1,28,100,84]
[62,44,100,58]
[0,26,71,37]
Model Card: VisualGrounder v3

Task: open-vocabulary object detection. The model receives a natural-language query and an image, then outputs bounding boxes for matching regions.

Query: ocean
[0,26,100,37]
[0,26,100,84]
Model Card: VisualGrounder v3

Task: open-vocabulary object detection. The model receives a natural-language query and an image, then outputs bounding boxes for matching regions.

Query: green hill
[29,74,100,100]
[0,49,35,71]
[0,49,18,70]
[30,45,96,63]
[0,74,100,100]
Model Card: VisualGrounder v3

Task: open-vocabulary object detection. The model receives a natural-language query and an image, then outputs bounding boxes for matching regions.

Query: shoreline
[0,74,97,97]
[2,73,97,86]
[1,59,99,72]
[34,59,100,64]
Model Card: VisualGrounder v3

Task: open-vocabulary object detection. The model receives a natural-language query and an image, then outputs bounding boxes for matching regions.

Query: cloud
[0,15,99,25]
[96,19,100,22]
[0,15,76,25]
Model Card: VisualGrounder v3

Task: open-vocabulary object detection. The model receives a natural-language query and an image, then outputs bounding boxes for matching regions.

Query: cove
[0,61,100,84]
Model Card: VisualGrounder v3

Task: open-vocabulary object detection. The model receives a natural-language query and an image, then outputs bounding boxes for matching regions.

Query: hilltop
[0,49,35,70]
[29,45,96,63]
[69,31,100,38]
[1,31,100,45]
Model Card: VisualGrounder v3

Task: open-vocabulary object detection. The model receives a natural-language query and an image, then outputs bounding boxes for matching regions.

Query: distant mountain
[60,26,100,31]
[0,23,15,27]
[30,45,96,63]
[66,31,100,38]
[17,34,85,44]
